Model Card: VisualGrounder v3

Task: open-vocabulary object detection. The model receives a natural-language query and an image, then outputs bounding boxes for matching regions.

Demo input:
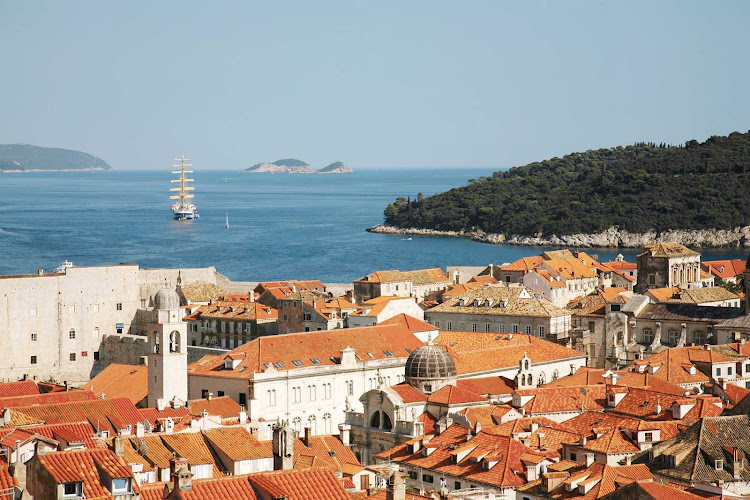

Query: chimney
[585,453,595,467]
[537,432,545,450]
[303,427,311,447]
[272,422,294,470]
[10,440,26,490]
[579,436,587,446]
[114,436,125,457]
[531,421,540,433]
[386,471,406,500]
[135,422,145,437]
[249,292,255,303]
[732,449,743,479]
[570,364,578,375]
[704,344,710,351]
[239,405,248,425]
[207,392,213,402]
[38,269,44,276]
[338,423,350,446]
[170,456,192,492]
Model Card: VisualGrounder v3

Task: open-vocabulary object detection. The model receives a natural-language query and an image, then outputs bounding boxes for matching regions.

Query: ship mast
[170,155,195,208]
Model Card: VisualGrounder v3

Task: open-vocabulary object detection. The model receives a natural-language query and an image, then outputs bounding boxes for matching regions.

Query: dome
[155,288,180,310]
[405,343,457,380]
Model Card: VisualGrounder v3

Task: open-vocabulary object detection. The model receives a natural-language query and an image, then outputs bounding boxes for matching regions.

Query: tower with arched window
[147,287,188,409]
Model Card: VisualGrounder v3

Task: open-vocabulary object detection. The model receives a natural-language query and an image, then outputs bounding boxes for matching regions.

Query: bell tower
[147,286,188,409]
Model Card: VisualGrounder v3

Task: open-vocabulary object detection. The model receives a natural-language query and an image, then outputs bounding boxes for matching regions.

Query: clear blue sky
[1,1,748,170]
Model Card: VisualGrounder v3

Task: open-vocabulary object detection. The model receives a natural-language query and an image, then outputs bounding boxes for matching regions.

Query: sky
[1,1,749,170]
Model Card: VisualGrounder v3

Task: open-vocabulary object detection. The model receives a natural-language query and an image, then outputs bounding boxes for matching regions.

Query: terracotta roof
[181,282,229,303]
[0,390,96,410]
[378,424,548,489]
[629,347,733,386]
[378,313,436,332]
[518,462,653,500]
[0,380,40,398]
[560,411,680,441]
[188,396,241,420]
[139,482,169,500]
[294,434,360,471]
[661,287,740,305]
[455,405,519,428]
[581,426,640,454]
[36,448,139,500]
[160,432,217,466]
[87,363,148,403]
[456,376,516,396]
[427,385,487,405]
[390,383,427,403]
[175,475,259,500]
[185,301,277,321]
[702,259,747,280]
[0,466,18,492]
[429,285,571,318]
[514,386,607,414]
[540,258,598,279]
[723,383,750,405]
[469,275,498,284]
[358,296,413,317]
[355,268,450,285]
[435,331,585,375]
[249,468,351,500]
[501,256,545,272]
[256,280,325,293]
[646,286,682,302]
[188,322,425,378]
[639,243,699,258]
[12,397,143,434]
[30,421,101,449]
[541,367,685,395]
[137,406,191,427]
[610,481,708,500]
[203,427,271,461]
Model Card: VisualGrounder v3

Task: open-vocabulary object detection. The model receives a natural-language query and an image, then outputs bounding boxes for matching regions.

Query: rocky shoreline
[366,224,750,248]
[0,167,111,173]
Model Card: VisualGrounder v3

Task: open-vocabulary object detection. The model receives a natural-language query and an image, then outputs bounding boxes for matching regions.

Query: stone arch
[169,331,181,353]
[381,412,393,431]
[370,411,381,429]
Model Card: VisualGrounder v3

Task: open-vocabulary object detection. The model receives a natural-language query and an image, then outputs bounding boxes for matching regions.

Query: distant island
[244,159,352,174]
[0,144,112,172]
[374,131,750,248]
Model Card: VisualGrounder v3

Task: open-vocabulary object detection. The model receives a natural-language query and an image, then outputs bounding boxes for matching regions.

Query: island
[374,131,750,248]
[0,144,112,172]
[244,159,352,174]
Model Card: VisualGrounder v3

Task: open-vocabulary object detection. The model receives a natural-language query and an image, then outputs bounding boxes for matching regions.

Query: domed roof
[405,343,457,380]
[155,287,180,310]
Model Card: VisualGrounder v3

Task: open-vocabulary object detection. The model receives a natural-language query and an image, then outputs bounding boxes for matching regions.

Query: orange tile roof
[137,406,191,427]
[139,482,168,500]
[519,462,653,500]
[646,286,681,302]
[0,390,96,410]
[390,383,427,403]
[581,426,640,454]
[378,424,546,489]
[189,322,425,378]
[294,434,360,471]
[702,259,746,280]
[175,475,259,500]
[540,258,598,279]
[515,386,607,414]
[249,468,351,500]
[0,466,18,492]
[639,243,699,258]
[436,331,585,375]
[501,256,545,272]
[356,268,451,285]
[443,283,484,297]
[541,367,685,395]
[160,432,217,466]
[203,427,272,461]
[455,405,518,428]
[37,448,139,500]
[560,411,681,441]
[0,380,40,398]
[456,376,516,396]
[29,421,101,449]
[12,397,143,434]
[188,396,241,420]
[723,383,750,405]
[86,363,148,403]
[185,301,278,321]
[378,313,436,332]
[628,347,719,386]
[427,385,487,405]
[469,275,498,284]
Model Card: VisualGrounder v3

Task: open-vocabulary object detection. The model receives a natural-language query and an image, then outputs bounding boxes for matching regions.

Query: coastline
[0,167,112,173]
[367,224,750,248]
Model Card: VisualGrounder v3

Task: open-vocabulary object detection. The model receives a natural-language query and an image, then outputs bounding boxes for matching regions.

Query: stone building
[353,268,451,303]
[184,300,278,348]
[635,243,703,293]
[425,285,572,339]
[347,296,424,328]
[277,290,327,333]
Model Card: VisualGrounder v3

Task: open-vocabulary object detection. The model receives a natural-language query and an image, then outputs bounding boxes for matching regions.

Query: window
[63,481,82,497]
[283,314,288,321]
[239,393,247,406]
[505,275,511,283]
[610,304,621,312]
[293,315,297,321]
[69,353,76,362]
[643,328,653,343]
[202,389,209,398]
[93,304,99,313]
[570,453,577,461]
[644,432,653,442]
[694,331,705,344]
[716,367,722,377]
[303,313,311,321]
[423,474,434,483]
[447,322,452,331]
[323,383,331,399]
[140,299,147,308]
[668,330,679,345]
[217,391,224,397]
[471,323,477,332]
[485,323,491,332]
[30,307,37,317]
[588,321,595,332]
[112,478,131,494]
[512,324,519,333]
[30,356,37,365]
[93,327,100,339]
[69,329,76,340]
[525,325,531,335]
[266,389,277,406]
[648,274,656,285]
[715,459,723,470]
[273,362,284,369]
[409,471,418,480]
[310,358,321,365]
[434,321,440,328]
[308,385,316,401]
[499,324,505,332]
[116,302,122,311]
[292,386,301,403]
[31,333,37,342]
[384,350,394,357]
[69,305,76,314]
[292,360,303,367]
[728,366,733,376]
[94,351,99,360]
[346,380,353,396]
[455,481,461,490]
[538,326,545,337]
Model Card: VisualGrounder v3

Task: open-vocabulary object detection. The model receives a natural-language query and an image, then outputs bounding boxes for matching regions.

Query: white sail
[171,155,198,219]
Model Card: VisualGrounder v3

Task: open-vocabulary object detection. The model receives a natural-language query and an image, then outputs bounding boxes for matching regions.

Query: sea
[0,168,745,283]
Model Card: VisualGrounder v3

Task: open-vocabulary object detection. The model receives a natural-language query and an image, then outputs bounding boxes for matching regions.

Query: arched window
[538,372,546,385]
[322,413,332,434]
[306,415,317,436]
[153,331,160,353]
[292,417,302,434]
[527,374,532,385]
[524,360,530,370]
[552,369,559,381]
[370,411,380,429]
[381,412,393,431]
[169,331,180,353]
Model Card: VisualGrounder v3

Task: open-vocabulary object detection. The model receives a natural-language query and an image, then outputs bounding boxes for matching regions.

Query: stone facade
[635,243,702,294]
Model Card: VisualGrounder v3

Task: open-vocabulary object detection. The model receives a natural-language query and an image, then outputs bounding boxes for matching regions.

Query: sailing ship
[170,155,199,220]
[225,212,229,229]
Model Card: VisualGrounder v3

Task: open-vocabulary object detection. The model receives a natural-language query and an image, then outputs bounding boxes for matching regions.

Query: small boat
[225,213,229,229]
[170,155,199,220]
[54,260,74,273]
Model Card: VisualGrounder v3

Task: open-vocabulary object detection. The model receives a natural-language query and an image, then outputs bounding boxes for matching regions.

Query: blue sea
[0,169,745,282]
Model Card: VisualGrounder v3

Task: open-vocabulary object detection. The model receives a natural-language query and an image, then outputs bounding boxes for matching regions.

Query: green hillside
[383,131,750,235]
[0,144,111,171]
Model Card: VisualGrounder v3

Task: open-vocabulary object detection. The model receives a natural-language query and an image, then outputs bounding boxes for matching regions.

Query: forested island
[0,144,112,172]
[376,131,750,248]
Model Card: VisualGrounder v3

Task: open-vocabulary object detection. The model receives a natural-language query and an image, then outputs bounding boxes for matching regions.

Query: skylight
[273,362,284,369]
[384,350,394,357]
[292,360,304,367]
[310,358,321,365]
[367,352,374,359]
[405,348,413,354]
